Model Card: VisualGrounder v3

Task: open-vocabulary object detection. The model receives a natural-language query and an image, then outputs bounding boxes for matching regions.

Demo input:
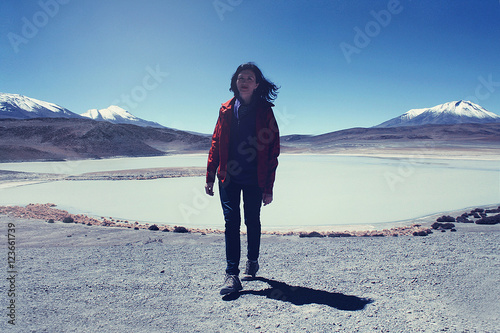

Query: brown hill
[281,123,500,153]
[1,119,499,162]
[0,118,210,162]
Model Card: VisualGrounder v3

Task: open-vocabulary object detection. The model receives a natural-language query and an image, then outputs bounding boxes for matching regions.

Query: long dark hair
[230,62,279,103]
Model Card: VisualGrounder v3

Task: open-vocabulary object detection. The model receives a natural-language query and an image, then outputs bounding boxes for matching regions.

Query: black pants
[219,180,262,275]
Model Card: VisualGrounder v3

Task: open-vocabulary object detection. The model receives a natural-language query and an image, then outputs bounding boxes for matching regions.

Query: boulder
[148,224,160,231]
[299,231,324,238]
[173,226,190,233]
[62,216,74,223]
[437,215,455,222]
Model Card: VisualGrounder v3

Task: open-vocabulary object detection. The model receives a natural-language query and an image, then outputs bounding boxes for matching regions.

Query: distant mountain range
[0,92,164,128]
[2,92,500,130]
[0,92,211,162]
[375,100,500,127]
[1,92,499,162]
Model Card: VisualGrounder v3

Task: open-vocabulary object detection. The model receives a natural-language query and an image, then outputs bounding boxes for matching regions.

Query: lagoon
[0,154,498,230]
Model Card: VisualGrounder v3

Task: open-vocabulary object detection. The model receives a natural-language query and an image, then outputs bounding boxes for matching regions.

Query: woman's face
[236,69,259,102]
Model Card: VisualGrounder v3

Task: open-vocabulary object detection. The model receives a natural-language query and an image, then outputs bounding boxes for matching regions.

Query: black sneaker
[220,274,243,295]
[244,260,259,277]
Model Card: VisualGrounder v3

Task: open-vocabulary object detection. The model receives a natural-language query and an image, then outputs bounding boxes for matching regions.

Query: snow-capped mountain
[0,92,165,128]
[375,101,500,128]
[80,106,164,128]
[0,92,82,119]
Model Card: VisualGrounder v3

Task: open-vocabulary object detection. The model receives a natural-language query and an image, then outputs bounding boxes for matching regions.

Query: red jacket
[206,97,280,194]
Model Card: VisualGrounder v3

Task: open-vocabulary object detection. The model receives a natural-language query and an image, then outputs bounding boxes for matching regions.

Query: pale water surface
[0,154,498,230]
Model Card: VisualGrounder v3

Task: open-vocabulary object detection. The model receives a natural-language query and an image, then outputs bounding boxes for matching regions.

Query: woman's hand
[205,182,214,196]
[262,193,273,206]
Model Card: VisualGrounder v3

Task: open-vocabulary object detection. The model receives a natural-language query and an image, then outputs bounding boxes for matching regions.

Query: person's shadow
[223,277,373,311]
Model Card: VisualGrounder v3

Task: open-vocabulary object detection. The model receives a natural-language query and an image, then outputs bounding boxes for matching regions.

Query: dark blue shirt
[228,99,258,185]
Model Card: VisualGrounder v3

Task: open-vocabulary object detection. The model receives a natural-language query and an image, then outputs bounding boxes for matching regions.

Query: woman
[205,62,280,295]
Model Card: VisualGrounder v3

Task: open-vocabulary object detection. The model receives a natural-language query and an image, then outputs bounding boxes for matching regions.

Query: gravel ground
[0,216,498,333]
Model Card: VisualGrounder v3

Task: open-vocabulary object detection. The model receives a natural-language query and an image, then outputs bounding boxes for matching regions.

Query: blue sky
[1,0,499,135]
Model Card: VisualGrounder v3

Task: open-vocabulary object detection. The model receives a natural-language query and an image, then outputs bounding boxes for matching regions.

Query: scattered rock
[456,216,472,223]
[144,238,163,244]
[47,219,55,223]
[162,228,170,232]
[413,230,429,236]
[299,231,324,238]
[450,228,457,232]
[148,224,160,231]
